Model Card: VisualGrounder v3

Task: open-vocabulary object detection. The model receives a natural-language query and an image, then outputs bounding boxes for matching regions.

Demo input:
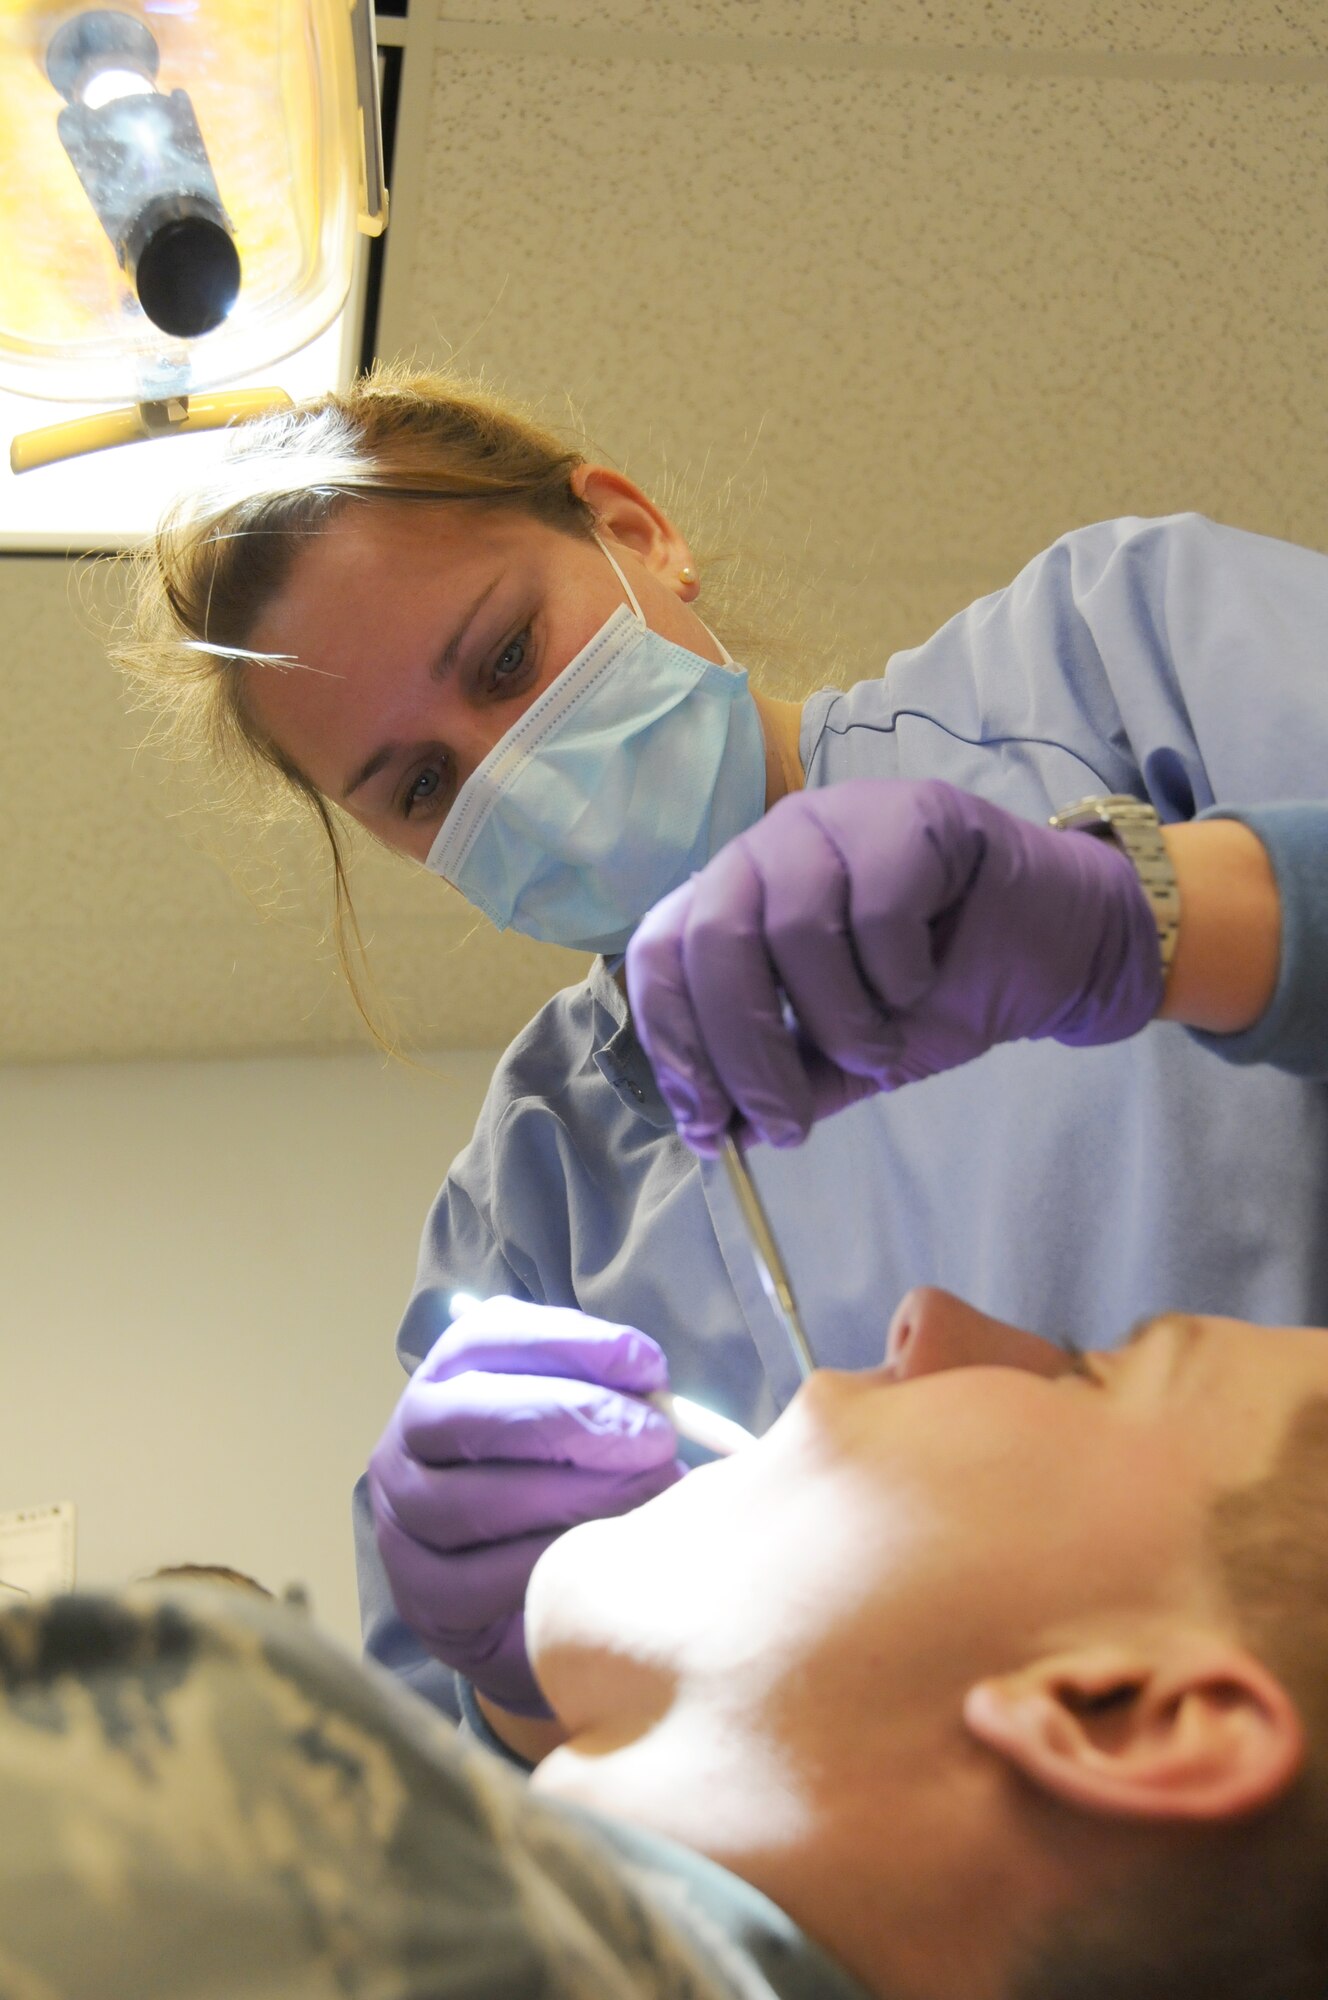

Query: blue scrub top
[356,513,1328,1711]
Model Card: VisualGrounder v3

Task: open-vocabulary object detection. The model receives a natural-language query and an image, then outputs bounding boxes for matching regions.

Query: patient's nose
[886,1286,1075,1381]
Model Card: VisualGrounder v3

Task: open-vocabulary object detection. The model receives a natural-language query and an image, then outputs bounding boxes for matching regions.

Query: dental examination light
[1,0,387,472]
[46,10,241,341]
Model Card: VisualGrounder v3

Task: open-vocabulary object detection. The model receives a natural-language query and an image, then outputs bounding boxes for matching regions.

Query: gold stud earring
[679,564,698,587]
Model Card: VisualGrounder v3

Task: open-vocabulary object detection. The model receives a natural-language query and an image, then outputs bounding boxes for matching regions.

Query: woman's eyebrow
[340,577,502,801]
[433,576,501,681]
[343,742,398,802]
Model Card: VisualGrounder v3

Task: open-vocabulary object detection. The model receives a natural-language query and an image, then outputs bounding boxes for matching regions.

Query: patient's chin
[527,1518,680,1741]
[527,1517,618,1672]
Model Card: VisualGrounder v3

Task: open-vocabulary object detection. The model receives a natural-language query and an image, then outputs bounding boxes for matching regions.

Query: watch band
[1047,794,1181,975]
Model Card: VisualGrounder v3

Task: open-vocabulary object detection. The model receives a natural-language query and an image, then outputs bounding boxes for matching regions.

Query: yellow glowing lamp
[1,0,386,468]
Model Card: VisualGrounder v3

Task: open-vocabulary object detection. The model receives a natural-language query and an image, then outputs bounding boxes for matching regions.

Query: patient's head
[527,1291,1328,2000]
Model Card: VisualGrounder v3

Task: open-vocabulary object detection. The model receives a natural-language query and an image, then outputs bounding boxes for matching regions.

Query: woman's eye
[402,766,443,818]
[491,630,530,685]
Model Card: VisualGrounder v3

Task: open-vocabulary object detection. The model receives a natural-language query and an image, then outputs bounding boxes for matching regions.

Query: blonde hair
[113,361,825,1046]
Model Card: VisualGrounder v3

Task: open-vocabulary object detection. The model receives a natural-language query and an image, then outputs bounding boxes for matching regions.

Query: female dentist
[117,369,1328,1753]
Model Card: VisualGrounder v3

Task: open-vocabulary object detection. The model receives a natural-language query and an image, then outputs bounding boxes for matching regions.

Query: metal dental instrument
[720,1133,816,1380]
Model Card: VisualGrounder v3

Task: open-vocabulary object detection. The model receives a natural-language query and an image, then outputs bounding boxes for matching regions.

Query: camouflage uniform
[0,1587,867,2000]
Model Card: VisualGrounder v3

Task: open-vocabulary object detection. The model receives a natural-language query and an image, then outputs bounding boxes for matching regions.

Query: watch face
[1049,797,1112,832]
[1049,795,1157,833]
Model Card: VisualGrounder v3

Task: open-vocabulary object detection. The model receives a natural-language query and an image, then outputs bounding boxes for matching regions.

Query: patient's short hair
[145,1564,274,1598]
[1014,1394,1328,2000]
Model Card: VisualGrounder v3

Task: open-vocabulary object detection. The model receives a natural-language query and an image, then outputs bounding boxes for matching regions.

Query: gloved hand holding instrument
[367,1294,691,1718]
[624,776,1168,1157]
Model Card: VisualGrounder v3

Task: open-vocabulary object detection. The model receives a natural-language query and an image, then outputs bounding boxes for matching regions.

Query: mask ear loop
[593,531,648,623]
[593,533,734,665]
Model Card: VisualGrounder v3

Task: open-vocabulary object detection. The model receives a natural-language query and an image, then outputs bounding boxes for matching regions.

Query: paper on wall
[0,1502,77,1599]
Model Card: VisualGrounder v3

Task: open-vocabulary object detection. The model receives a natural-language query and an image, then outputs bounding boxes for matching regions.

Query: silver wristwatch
[1047,794,1180,975]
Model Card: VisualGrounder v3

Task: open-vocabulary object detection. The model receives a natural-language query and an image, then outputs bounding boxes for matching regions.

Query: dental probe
[719,1134,817,1381]
[446,1294,756,1456]
[642,1390,756,1457]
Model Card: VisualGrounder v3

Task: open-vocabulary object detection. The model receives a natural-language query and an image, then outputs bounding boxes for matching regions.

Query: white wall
[1,1048,504,1650]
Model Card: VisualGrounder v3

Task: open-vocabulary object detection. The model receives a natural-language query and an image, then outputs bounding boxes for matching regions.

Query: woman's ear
[571,464,698,597]
[962,1634,1304,1824]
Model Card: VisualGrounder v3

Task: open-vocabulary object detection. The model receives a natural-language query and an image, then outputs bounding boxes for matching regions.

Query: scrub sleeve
[1192,803,1328,1079]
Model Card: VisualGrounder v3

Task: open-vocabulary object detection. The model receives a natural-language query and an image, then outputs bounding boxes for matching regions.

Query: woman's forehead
[322,495,558,567]
[253,502,542,647]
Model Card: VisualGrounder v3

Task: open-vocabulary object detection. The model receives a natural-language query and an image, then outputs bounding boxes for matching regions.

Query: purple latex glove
[625,776,1164,1155]
[367,1295,685,1718]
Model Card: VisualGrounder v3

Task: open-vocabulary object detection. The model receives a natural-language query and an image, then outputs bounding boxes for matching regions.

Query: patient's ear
[962,1633,1304,1823]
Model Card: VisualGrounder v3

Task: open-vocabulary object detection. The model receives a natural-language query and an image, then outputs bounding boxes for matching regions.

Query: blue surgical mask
[424,538,768,954]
